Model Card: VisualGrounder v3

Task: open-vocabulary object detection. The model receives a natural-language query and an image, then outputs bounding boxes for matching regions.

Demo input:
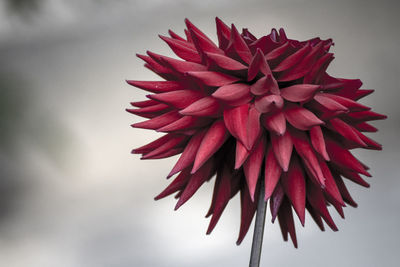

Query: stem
[249,178,267,267]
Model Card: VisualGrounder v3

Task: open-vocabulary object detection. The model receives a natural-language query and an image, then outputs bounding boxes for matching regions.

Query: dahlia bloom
[127,18,386,247]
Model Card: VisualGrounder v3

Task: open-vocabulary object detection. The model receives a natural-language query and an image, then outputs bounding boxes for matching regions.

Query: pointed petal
[236,183,257,245]
[212,83,251,103]
[205,52,247,70]
[270,183,285,222]
[192,120,230,173]
[310,126,330,161]
[132,111,181,130]
[264,146,282,200]
[187,71,240,87]
[271,131,293,172]
[180,97,220,116]
[231,24,253,64]
[243,138,266,200]
[265,42,289,60]
[126,80,184,93]
[168,130,207,177]
[155,168,191,200]
[235,140,250,169]
[157,116,210,132]
[277,198,298,248]
[142,135,187,159]
[263,111,286,136]
[255,94,284,113]
[281,157,306,225]
[314,93,348,112]
[223,104,250,148]
[148,90,204,109]
[284,103,324,130]
[281,84,321,102]
[247,48,272,81]
[329,118,367,147]
[273,43,311,72]
[215,17,231,49]
[246,106,262,150]
[159,35,202,63]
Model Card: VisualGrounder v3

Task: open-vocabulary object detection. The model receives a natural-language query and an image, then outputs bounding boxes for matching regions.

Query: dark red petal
[185,18,214,43]
[284,103,324,130]
[132,111,181,130]
[168,29,186,41]
[132,134,172,154]
[273,43,311,72]
[192,120,230,173]
[309,126,330,161]
[265,42,289,60]
[212,83,251,103]
[332,172,358,207]
[323,94,371,111]
[207,165,232,234]
[329,118,367,147]
[277,198,298,248]
[231,24,253,64]
[160,55,207,73]
[142,135,187,159]
[188,28,223,56]
[290,129,325,185]
[314,93,349,112]
[264,146,282,200]
[270,183,285,222]
[246,106,262,150]
[157,116,210,132]
[325,138,370,176]
[237,183,257,245]
[223,104,250,149]
[354,122,378,132]
[263,111,286,136]
[307,181,338,231]
[215,17,231,49]
[235,139,250,169]
[179,97,220,117]
[155,168,191,200]
[187,71,240,87]
[148,90,204,109]
[247,48,272,81]
[159,35,202,63]
[130,99,158,108]
[168,130,207,177]
[126,80,184,93]
[271,131,293,172]
[243,138,266,200]
[175,159,215,209]
[205,52,247,70]
[281,157,306,225]
[280,84,321,102]
[318,157,345,206]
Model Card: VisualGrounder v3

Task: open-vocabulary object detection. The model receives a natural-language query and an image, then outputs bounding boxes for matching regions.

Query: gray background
[0,0,399,266]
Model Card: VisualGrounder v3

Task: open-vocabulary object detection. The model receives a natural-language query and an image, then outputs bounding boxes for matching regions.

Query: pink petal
[264,146,282,200]
[192,120,230,173]
[179,97,221,117]
[309,126,330,161]
[223,104,250,149]
[212,83,251,103]
[280,84,321,102]
[271,131,293,172]
[246,106,262,150]
[262,111,286,136]
[255,94,284,113]
[235,140,250,169]
[148,90,204,109]
[284,103,324,130]
[243,138,266,200]
[251,74,280,96]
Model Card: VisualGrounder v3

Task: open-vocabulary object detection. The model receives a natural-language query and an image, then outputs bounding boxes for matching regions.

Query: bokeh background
[0,0,399,266]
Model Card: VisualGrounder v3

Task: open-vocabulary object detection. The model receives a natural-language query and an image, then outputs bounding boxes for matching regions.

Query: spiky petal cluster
[127,18,386,247]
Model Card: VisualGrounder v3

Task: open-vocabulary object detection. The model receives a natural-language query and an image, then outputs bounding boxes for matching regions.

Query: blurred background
[0,0,399,266]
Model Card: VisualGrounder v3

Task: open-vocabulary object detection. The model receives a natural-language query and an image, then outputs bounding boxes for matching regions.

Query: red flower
[127,18,386,247]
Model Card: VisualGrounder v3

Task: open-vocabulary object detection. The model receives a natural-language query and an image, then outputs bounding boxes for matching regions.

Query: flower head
[127,18,386,247]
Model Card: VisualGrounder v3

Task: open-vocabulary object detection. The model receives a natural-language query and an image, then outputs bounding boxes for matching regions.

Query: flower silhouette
[127,18,386,247]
